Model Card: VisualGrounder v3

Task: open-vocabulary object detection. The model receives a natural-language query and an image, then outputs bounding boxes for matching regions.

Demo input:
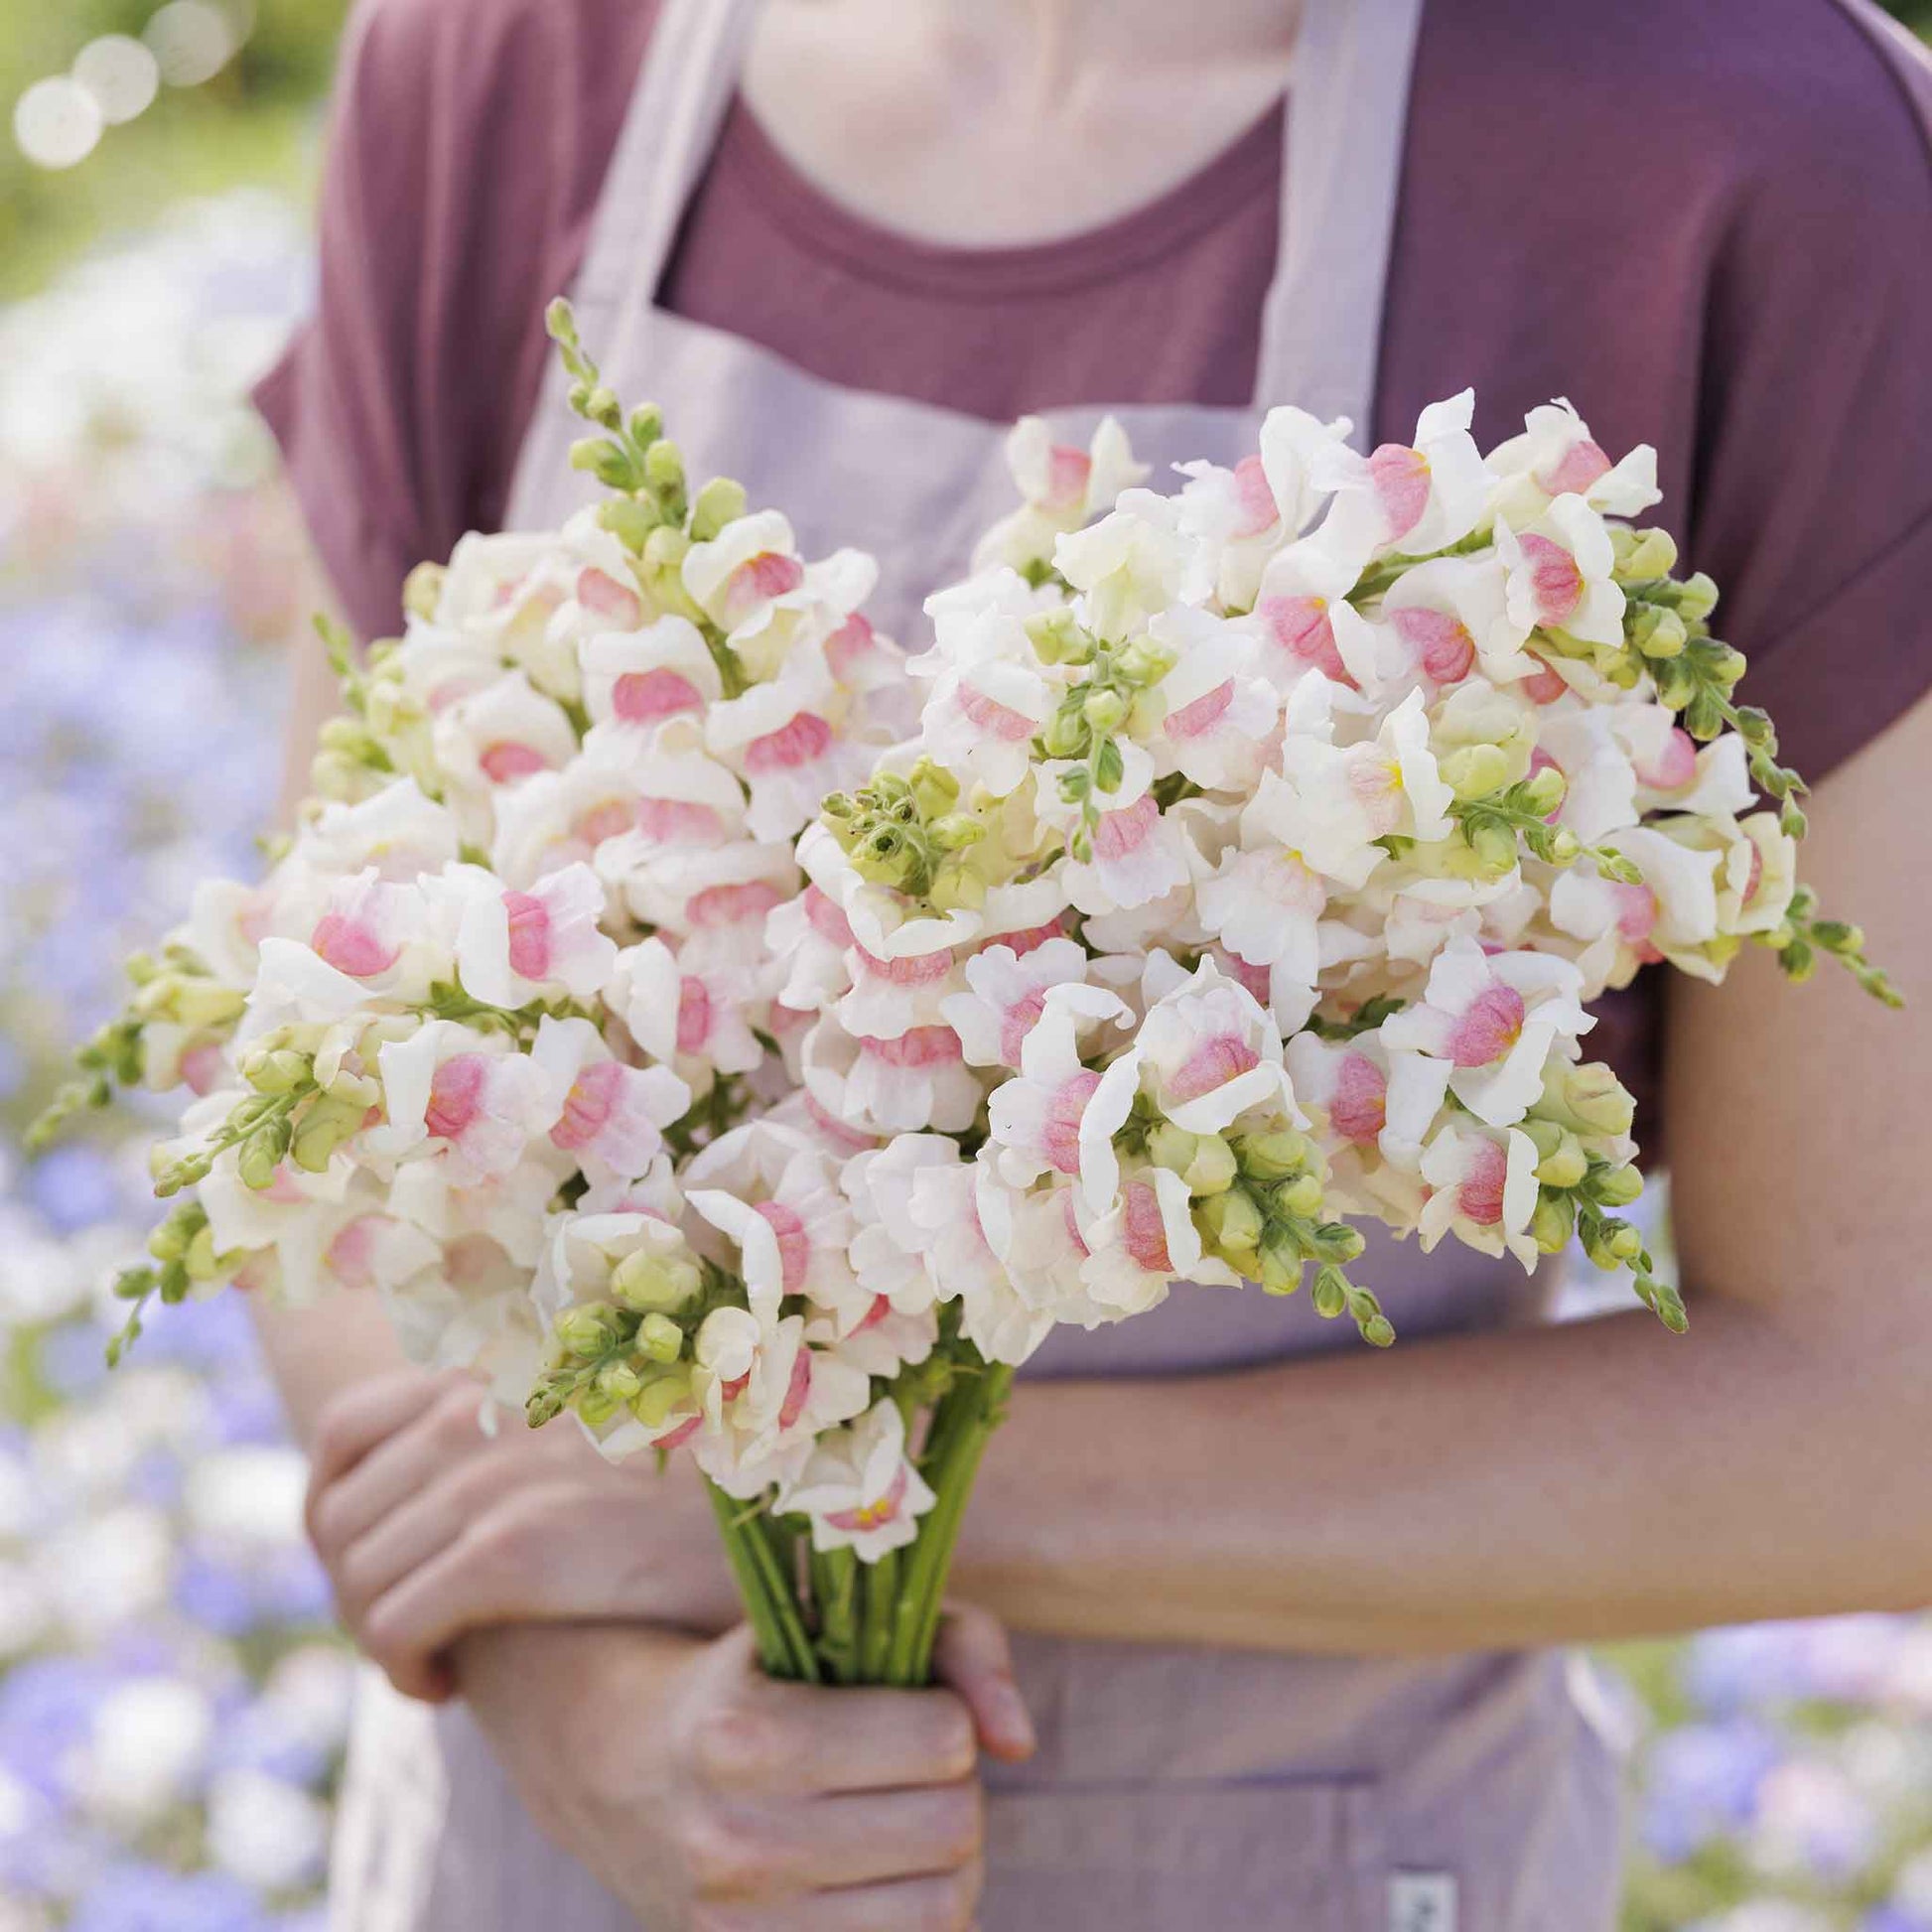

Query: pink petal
[1367,443,1431,544]
[1445,983,1526,1068]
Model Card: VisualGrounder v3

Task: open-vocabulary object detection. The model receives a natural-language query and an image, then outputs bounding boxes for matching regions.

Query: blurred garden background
[2,5,1930,1928]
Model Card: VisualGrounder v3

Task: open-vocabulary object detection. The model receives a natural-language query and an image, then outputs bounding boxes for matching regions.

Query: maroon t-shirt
[258,0,1932,1129]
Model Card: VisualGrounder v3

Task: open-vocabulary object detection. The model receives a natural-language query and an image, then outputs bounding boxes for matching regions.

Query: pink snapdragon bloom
[530,1016,690,1182]
[1380,934,1593,1128]
[681,510,807,633]
[446,861,618,1009]
[581,616,722,734]
[1496,495,1625,648]
[705,651,868,843]
[1381,554,1534,687]
[1040,756,1195,916]
[986,982,1134,1195]
[1487,399,1660,523]
[1285,1030,1450,1173]
[1078,1166,1203,1316]
[1311,390,1495,560]
[913,605,1056,799]
[687,1132,857,1316]
[835,935,960,1039]
[1418,1122,1540,1271]
[971,415,1148,573]
[1142,606,1279,791]
[307,868,424,983]
[785,1401,938,1563]
[764,883,859,1014]
[803,1015,983,1136]
[432,670,580,794]
[370,1021,561,1185]
[941,935,1093,1070]
[608,936,766,1081]
[605,839,800,956]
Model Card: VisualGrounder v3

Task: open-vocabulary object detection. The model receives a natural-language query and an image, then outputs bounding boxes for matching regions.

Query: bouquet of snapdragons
[35,305,1894,1688]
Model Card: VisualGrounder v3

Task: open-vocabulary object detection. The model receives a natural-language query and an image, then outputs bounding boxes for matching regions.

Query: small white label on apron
[1388,1872,1457,1932]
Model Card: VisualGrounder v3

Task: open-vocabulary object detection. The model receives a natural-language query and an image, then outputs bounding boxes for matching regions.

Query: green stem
[705,1481,820,1683]
[885,1360,1015,1687]
[861,1550,900,1683]
[812,1546,862,1685]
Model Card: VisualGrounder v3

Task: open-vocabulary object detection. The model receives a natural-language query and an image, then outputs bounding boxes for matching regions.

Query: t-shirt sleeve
[1686,7,1932,784]
[253,0,651,641]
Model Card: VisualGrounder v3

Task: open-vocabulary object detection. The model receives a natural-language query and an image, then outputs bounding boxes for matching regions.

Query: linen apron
[328,1,1629,1925]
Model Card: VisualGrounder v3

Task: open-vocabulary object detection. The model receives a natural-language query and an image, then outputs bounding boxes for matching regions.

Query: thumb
[932,1603,1035,1763]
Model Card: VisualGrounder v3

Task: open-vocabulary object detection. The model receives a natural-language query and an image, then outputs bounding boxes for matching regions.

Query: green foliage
[0,1,349,296]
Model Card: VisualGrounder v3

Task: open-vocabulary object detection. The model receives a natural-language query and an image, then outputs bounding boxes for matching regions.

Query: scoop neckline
[716,94,1286,302]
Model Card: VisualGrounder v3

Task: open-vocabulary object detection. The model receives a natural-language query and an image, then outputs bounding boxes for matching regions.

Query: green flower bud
[1238,1130,1310,1180]
[632,1367,694,1429]
[1257,1231,1303,1296]
[1082,688,1129,734]
[1538,1061,1636,1140]
[1530,1189,1577,1255]
[1198,1187,1265,1262]
[611,1249,700,1313]
[1467,820,1521,877]
[1517,765,1568,820]
[1631,605,1688,659]
[596,1358,644,1402]
[402,561,445,621]
[1311,1266,1348,1318]
[689,477,749,543]
[636,1312,685,1363]
[927,863,988,912]
[243,1047,313,1095]
[1183,1133,1239,1197]
[1276,1173,1325,1218]
[598,494,660,553]
[556,1303,618,1356]
[627,403,664,448]
[1674,572,1719,624]
[929,813,986,853]
[1093,738,1126,794]
[1115,638,1177,688]
[1613,526,1678,580]
[237,1118,293,1191]
[1026,609,1090,665]
[184,1226,220,1283]
[642,523,690,572]
[1312,1221,1366,1264]
[1042,708,1089,759]
[1146,1122,1197,1175]
[583,385,621,429]
[1441,743,1514,802]
[577,1388,622,1430]
[1532,1133,1588,1191]
[643,439,685,497]
[1585,1163,1644,1208]
[1542,826,1583,868]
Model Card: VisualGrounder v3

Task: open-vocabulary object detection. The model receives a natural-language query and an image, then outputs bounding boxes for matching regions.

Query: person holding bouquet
[246,0,1932,1924]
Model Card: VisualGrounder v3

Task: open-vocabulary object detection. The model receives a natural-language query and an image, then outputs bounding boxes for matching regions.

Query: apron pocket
[982,1776,1384,1932]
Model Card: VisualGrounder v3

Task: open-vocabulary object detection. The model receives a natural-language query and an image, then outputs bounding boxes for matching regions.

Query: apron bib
[331,3,1626,1926]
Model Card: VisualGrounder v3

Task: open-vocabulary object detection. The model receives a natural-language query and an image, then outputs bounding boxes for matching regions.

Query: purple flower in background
[26,1143,126,1233]
[69,1863,272,1932]
[1638,1719,1783,1863]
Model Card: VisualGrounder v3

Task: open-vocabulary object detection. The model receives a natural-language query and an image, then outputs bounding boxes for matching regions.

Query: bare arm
[952,694,1932,1655]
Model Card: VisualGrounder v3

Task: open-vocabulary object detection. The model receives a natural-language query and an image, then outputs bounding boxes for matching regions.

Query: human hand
[458,1609,1035,1930]
[305,1365,737,1699]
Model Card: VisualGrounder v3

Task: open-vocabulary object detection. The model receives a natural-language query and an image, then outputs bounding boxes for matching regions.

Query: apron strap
[1252,0,1428,441]
[572,0,762,317]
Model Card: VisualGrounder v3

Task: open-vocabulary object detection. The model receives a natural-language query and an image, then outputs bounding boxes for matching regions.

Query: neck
[910,0,1304,90]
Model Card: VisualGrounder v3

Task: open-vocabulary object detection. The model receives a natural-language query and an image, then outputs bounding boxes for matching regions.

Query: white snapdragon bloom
[580,615,723,733]
[367,1021,561,1184]
[785,1400,937,1563]
[602,837,800,954]
[690,1309,871,1499]
[912,602,1056,799]
[1172,452,1290,610]
[1379,934,1593,1128]
[1311,390,1495,560]
[1627,719,1754,820]
[1418,1122,1541,1271]
[1381,553,1534,687]
[1251,539,1393,696]
[1141,606,1279,790]
[1496,495,1625,648]
[1278,687,1454,890]
[986,983,1134,1194]
[906,1148,1055,1365]
[1105,956,1298,1151]
[793,820,985,965]
[1054,489,1194,641]
[704,648,870,843]
[764,882,859,1014]
[680,509,807,636]
[301,778,464,882]
[836,933,962,1040]
[443,861,618,1009]
[1285,1029,1449,1175]
[941,935,1093,1070]
[432,669,580,797]
[972,414,1147,573]
[684,1128,856,1310]
[1486,399,1660,523]
[1077,1166,1203,1316]
[529,1016,691,1182]
[608,936,766,1081]
[197,1157,418,1309]
[1548,829,1725,986]
[1032,743,1194,916]
[841,1137,956,1316]
[801,1014,983,1136]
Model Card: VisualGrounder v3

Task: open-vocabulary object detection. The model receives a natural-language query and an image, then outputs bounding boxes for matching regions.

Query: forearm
[250,1291,408,1451]
[954,1290,1932,1655]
